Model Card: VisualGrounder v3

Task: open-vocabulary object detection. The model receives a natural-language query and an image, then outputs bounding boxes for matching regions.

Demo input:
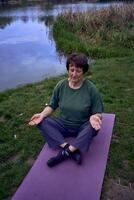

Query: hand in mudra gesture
[28,113,44,126]
[89,114,102,131]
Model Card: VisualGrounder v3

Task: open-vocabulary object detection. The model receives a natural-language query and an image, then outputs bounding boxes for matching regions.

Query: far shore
[0,0,99,8]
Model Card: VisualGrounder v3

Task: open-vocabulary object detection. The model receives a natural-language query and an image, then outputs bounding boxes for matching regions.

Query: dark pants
[37,117,98,153]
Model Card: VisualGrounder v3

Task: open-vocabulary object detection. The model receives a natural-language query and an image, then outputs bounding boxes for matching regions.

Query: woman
[29,53,103,167]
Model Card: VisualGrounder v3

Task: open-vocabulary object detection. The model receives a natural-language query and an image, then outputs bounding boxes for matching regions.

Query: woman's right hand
[28,113,44,126]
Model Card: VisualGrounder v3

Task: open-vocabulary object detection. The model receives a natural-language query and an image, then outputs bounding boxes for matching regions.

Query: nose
[72,71,77,77]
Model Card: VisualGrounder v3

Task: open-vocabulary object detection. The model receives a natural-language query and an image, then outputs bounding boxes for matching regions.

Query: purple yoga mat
[12,113,115,200]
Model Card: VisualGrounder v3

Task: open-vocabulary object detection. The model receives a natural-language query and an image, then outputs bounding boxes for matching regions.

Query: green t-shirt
[49,79,103,128]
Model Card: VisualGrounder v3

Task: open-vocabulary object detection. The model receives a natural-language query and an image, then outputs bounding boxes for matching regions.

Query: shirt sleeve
[48,84,59,110]
[48,79,65,110]
[90,85,104,115]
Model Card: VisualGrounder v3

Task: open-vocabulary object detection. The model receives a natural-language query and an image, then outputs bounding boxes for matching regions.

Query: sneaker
[71,149,82,165]
[47,149,70,167]
[64,144,82,165]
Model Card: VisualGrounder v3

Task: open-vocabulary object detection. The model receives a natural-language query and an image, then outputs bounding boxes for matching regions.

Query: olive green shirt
[49,79,103,128]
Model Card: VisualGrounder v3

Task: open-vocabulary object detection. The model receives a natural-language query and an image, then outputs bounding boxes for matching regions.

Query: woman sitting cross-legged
[29,53,103,167]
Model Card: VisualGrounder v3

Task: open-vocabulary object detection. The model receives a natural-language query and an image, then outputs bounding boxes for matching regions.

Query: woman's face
[68,63,84,84]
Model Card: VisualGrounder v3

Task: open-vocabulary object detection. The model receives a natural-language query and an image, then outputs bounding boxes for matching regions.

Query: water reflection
[0,16,66,91]
[0,1,124,92]
[0,15,54,28]
[0,16,15,28]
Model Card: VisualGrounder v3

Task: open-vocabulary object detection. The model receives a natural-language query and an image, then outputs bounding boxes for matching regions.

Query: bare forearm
[41,106,54,118]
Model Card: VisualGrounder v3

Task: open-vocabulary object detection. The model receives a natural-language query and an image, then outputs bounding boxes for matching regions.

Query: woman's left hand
[89,114,102,131]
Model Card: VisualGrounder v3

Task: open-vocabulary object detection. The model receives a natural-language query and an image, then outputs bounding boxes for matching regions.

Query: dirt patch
[0,116,7,123]
[27,157,35,166]
[8,153,21,163]
[105,178,134,200]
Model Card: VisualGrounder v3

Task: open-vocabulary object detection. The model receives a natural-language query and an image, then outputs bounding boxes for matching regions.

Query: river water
[0,1,123,92]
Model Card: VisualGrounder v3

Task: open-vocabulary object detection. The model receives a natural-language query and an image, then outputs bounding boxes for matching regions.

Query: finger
[30,115,36,121]
[96,123,101,130]
[94,116,101,124]
[92,122,101,130]
[92,121,99,127]
[94,126,100,131]
[98,117,102,125]
[31,113,40,120]
[28,120,35,126]
[28,121,33,125]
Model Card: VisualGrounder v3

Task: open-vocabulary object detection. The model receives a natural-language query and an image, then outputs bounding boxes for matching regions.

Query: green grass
[0,57,134,199]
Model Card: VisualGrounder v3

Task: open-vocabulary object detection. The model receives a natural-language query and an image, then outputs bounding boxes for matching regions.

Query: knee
[37,117,51,129]
[82,122,93,131]
[82,122,98,136]
[88,123,98,137]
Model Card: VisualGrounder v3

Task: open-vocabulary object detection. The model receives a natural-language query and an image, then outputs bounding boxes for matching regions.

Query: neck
[69,78,84,89]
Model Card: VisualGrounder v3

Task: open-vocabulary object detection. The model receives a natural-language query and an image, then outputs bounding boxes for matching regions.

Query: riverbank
[53,3,134,58]
[0,0,99,7]
[0,56,134,199]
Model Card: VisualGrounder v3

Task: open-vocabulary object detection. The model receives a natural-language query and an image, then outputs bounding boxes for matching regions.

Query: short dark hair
[66,53,89,73]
